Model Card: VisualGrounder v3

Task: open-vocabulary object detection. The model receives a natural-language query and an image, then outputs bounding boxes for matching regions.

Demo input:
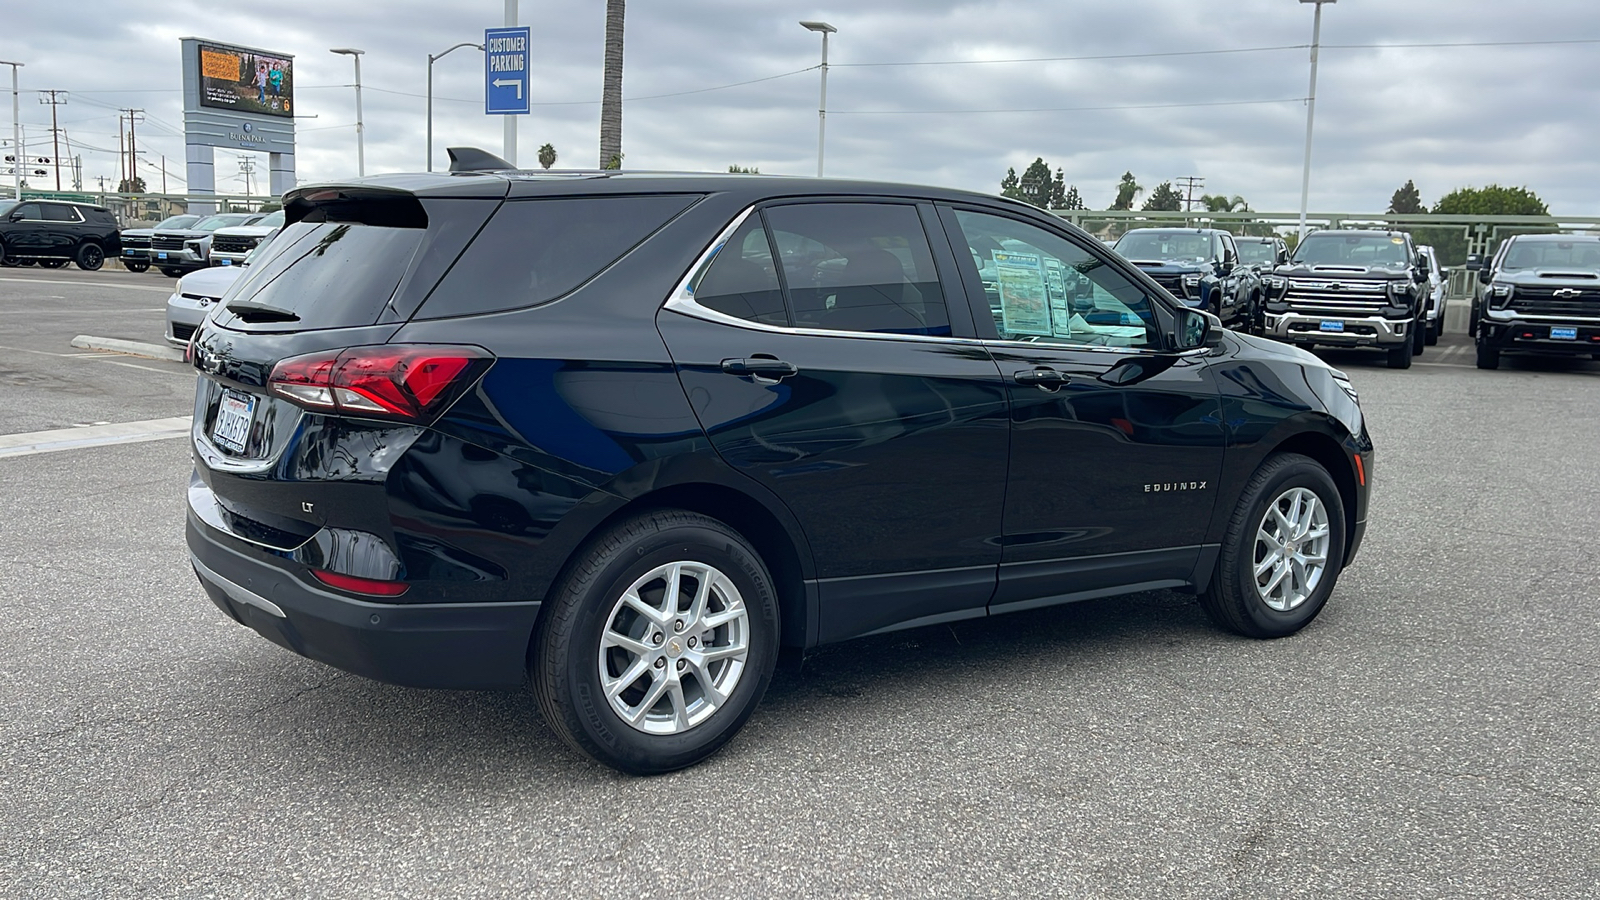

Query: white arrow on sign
[491,78,523,100]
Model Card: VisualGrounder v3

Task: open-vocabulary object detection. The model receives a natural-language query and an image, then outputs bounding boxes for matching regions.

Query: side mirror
[1464,254,1483,271]
[1477,265,1493,285]
[1414,252,1428,268]
[7,210,23,222]
[1173,307,1218,351]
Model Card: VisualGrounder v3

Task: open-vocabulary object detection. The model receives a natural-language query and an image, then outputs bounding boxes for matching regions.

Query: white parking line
[0,277,172,294]
[0,416,192,459]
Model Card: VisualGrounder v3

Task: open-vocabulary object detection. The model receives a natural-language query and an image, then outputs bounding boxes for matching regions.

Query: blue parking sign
[485,27,531,115]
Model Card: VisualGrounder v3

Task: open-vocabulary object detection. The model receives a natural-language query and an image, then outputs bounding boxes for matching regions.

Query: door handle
[721,357,798,380]
[1012,366,1069,389]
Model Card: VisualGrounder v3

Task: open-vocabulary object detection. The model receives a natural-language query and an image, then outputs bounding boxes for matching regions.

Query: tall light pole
[800,21,835,177]
[1297,0,1335,242]
[330,48,366,176]
[1,60,21,200]
[428,42,484,172]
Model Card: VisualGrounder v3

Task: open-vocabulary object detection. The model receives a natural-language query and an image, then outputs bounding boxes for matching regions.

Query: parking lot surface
[1,270,1596,898]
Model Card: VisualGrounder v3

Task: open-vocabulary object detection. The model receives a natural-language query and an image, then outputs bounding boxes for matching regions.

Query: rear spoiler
[282,187,428,229]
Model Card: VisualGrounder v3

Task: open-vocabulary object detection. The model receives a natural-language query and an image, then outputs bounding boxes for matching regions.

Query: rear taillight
[268,345,493,422]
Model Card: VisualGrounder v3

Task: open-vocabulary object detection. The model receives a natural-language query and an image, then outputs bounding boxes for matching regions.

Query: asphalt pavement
[1,268,1596,898]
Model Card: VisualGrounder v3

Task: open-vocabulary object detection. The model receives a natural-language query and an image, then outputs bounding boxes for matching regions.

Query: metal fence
[1,188,276,225]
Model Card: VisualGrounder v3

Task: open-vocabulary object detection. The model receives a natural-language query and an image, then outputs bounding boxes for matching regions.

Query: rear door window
[416,194,699,319]
[40,204,80,222]
[689,216,788,326]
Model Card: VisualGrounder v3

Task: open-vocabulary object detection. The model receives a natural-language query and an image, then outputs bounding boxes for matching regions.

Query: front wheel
[1200,453,1346,638]
[1476,342,1500,370]
[1386,341,1413,369]
[1424,318,1440,346]
[1411,319,1425,356]
[531,510,780,775]
[75,242,104,271]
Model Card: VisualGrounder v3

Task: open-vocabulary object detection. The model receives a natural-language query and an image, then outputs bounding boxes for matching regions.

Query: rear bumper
[186,514,540,689]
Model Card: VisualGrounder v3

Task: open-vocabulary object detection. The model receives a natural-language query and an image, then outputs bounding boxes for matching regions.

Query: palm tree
[538,143,558,170]
[598,0,625,168]
[1201,194,1250,213]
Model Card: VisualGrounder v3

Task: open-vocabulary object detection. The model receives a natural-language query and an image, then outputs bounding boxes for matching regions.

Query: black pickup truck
[1470,233,1600,369]
[1260,229,1429,369]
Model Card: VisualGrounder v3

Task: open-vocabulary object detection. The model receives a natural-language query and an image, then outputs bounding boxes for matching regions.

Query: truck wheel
[1424,319,1439,346]
[1411,321,1425,356]
[531,509,780,775]
[124,260,150,274]
[1386,342,1412,369]
[1475,343,1500,370]
[1200,453,1345,638]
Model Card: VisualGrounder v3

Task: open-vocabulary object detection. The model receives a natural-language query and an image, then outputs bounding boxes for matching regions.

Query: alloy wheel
[1252,487,1330,611]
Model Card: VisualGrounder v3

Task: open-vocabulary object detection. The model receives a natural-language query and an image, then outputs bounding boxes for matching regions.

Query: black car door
[937,205,1226,614]
[39,203,82,256]
[4,202,45,256]
[657,199,1011,644]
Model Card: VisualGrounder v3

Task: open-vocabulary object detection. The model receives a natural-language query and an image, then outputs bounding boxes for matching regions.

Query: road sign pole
[503,0,517,167]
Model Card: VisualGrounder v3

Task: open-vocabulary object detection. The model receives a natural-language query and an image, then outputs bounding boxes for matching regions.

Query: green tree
[1000,167,1021,200]
[1060,185,1086,211]
[1110,171,1141,210]
[598,0,625,168]
[1141,181,1183,212]
[1418,184,1550,265]
[117,176,145,193]
[1387,179,1424,214]
[1200,194,1248,213]
[1016,157,1054,208]
[538,143,558,169]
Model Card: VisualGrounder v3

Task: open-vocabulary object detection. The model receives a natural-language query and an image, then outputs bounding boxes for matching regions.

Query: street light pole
[427,42,484,172]
[800,21,836,177]
[1297,0,1335,242]
[1,60,21,200]
[330,48,366,176]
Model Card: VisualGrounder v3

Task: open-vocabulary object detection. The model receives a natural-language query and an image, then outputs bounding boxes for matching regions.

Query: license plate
[157,252,168,259]
[211,390,256,454]
[1319,320,1345,333]
[219,259,232,266]
[123,250,139,256]
[1550,326,1577,340]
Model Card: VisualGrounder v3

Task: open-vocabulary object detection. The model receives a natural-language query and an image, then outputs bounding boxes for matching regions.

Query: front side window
[762,203,951,336]
[10,203,41,220]
[952,209,1157,349]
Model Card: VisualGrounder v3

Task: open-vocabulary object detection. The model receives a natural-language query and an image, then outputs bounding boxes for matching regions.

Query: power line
[832,97,1306,116]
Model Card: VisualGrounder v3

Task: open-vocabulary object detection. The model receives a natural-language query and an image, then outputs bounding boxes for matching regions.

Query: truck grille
[1284,277,1389,317]
[1147,273,1188,298]
[121,235,150,250]
[152,235,186,250]
[1508,286,1600,319]
[212,235,257,254]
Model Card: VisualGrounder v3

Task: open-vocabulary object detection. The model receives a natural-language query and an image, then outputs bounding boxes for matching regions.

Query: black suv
[1471,234,1600,369]
[186,153,1372,774]
[1261,229,1429,369]
[1112,227,1261,331]
[0,199,122,270]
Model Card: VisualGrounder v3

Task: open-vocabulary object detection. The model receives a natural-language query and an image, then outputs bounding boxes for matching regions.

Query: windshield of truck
[1114,232,1213,263]
[1499,239,1600,273]
[193,214,255,233]
[1292,234,1409,268]
[1235,240,1278,266]
[155,214,200,230]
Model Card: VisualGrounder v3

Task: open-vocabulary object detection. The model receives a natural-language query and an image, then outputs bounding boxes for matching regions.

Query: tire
[38,259,68,269]
[1386,341,1412,369]
[1475,342,1500,370]
[161,268,184,278]
[1424,319,1439,346]
[531,509,781,775]
[75,242,104,271]
[124,260,150,274]
[1411,320,1425,356]
[1199,453,1346,639]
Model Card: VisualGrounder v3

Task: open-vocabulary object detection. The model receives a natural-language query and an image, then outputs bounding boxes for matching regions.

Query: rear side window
[691,217,787,326]
[416,194,698,319]
[40,204,79,222]
[214,221,424,331]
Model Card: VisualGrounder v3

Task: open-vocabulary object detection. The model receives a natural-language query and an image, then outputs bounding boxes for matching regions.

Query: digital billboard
[196,42,294,118]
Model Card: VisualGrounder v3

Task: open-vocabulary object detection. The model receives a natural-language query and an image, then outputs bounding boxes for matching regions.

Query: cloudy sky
[3,0,1598,214]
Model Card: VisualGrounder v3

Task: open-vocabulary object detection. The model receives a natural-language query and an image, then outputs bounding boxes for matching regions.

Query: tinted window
[11,203,41,220]
[1115,231,1213,263]
[418,194,698,319]
[762,203,950,336]
[156,215,200,229]
[952,209,1157,349]
[214,221,423,331]
[691,216,787,326]
[40,204,78,222]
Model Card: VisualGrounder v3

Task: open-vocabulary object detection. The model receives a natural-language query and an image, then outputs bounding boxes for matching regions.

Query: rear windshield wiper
[226,300,301,322]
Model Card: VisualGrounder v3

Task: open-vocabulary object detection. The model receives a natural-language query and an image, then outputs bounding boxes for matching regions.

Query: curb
[71,335,187,363]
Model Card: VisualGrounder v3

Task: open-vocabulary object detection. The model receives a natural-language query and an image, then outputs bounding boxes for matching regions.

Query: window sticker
[992,250,1053,336]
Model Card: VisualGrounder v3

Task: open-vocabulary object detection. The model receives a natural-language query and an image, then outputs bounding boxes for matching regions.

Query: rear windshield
[212,221,424,331]
[414,194,699,319]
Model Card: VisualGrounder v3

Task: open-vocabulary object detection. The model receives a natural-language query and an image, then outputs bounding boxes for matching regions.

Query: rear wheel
[1475,342,1500,370]
[1386,341,1412,369]
[1200,453,1345,638]
[75,242,104,271]
[531,509,780,775]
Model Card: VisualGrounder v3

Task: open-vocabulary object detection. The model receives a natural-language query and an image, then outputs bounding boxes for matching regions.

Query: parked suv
[0,199,122,270]
[150,212,263,276]
[209,210,285,266]
[1112,227,1261,330]
[1471,233,1600,369]
[186,154,1372,774]
[119,214,201,273]
[1261,229,1429,369]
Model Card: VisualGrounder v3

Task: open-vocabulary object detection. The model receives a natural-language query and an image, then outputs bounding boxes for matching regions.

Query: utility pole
[39,89,66,190]
[1,60,21,200]
[117,116,125,188]
[1298,0,1337,242]
[120,108,143,191]
[1176,175,1205,212]
[160,153,167,194]
[238,156,256,197]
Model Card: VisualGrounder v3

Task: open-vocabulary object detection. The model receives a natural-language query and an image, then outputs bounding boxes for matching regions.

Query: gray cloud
[3,0,1596,213]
